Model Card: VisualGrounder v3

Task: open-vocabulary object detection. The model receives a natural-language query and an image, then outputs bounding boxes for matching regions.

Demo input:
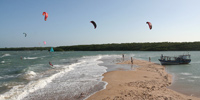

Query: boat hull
[159,59,191,65]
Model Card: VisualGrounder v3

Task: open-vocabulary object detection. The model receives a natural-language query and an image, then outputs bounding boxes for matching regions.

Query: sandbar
[86,59,200,100]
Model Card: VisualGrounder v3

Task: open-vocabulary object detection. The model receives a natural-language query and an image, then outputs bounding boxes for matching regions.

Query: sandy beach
[86,59,200,100]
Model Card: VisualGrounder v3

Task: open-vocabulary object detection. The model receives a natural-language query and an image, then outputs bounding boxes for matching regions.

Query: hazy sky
[1,0,200,48]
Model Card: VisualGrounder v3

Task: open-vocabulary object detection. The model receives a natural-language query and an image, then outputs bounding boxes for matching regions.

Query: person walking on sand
[131,57,133,64]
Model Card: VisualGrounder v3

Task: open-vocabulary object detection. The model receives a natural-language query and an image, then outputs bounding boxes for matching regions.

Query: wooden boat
[158,54,191,65]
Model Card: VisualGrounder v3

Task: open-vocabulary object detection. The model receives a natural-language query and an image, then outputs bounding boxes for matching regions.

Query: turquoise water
[0,51,199,99]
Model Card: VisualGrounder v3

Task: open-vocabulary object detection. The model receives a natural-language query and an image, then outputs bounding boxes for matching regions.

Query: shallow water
[0,51,199,99]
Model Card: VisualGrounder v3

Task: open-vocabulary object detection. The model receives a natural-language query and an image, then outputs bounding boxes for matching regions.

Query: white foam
[51,65,60,68]
[179,78,185,80]
[1,54,10,58]
[188,80,195,82]
[0,55,108,100]
[0,74,21,80]
[190,76,200,79]
[23,71,37,80]
[23,57,38,60]
[1,61,5,63]
[180,72,192,76]
[84,82,108,100]
[0,59,83,100]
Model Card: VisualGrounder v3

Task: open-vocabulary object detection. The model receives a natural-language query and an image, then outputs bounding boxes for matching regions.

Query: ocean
[0,51,199,100]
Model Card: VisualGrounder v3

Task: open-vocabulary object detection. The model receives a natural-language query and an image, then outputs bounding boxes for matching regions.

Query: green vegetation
[1,42,200,51]
[0,47,50,51]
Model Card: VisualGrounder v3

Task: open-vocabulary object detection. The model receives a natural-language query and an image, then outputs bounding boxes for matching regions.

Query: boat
[158,54,191,65]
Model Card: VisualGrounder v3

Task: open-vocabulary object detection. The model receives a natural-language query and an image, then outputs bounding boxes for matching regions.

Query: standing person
[122,54,124,61]
[149,57,151,62]
[131,57,133,64]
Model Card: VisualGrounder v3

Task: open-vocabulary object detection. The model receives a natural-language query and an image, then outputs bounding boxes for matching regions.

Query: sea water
[0,51,199,99]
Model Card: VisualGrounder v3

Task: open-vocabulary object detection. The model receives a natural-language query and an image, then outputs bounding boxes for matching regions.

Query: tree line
[1,42,200,51]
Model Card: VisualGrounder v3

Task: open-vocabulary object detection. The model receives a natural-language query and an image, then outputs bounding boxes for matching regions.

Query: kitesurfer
[49,62,53,66]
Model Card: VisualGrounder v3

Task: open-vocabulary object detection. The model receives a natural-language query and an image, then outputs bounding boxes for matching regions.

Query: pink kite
[43,41,46,45]
[42,12,48,21]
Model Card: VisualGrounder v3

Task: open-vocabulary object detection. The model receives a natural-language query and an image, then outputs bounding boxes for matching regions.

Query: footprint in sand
[143,76,148,78]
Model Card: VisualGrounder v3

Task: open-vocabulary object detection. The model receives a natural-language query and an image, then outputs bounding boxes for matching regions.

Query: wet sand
[86,59,200,100]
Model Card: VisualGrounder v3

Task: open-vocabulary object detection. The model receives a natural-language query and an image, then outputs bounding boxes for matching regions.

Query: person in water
[49,62,53,66]
[131,57,133,64]
[122,54,124,61]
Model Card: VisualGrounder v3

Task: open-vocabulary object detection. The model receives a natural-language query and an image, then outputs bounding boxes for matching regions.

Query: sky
[1,0,200,48]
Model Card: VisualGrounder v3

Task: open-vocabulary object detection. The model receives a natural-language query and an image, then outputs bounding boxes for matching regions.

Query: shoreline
[86,59,200,100]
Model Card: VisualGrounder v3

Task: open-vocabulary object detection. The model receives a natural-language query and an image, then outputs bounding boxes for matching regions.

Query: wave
[179,78,185,80]
[190,76,200,79]
[1,54,11,58]
[0,61,77,100]
[188,80,195,82]
[1,61,5,64]
[0,55,108,100]
[180,72,192,76]
[85,82,108,100]
[0,76,3,79]
[51,65,61,68]
[0,74,21,80]
[97,54,124,63]
[23,57,38,60]
[23,71,37,80]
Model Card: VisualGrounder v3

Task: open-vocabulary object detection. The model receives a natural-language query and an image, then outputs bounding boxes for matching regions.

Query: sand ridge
[86,59,200,100]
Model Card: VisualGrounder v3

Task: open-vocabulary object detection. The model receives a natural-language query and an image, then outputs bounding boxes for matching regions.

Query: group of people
[122,54,151,64]
[122,54,134,64]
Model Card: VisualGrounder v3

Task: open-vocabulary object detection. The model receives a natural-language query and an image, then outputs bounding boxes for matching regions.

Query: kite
[50,47,54,52]
[146,22,152,30]
[23,33,27,37]
[43,41,46,45]
[90,21,97,29]
[42,12,48,21]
